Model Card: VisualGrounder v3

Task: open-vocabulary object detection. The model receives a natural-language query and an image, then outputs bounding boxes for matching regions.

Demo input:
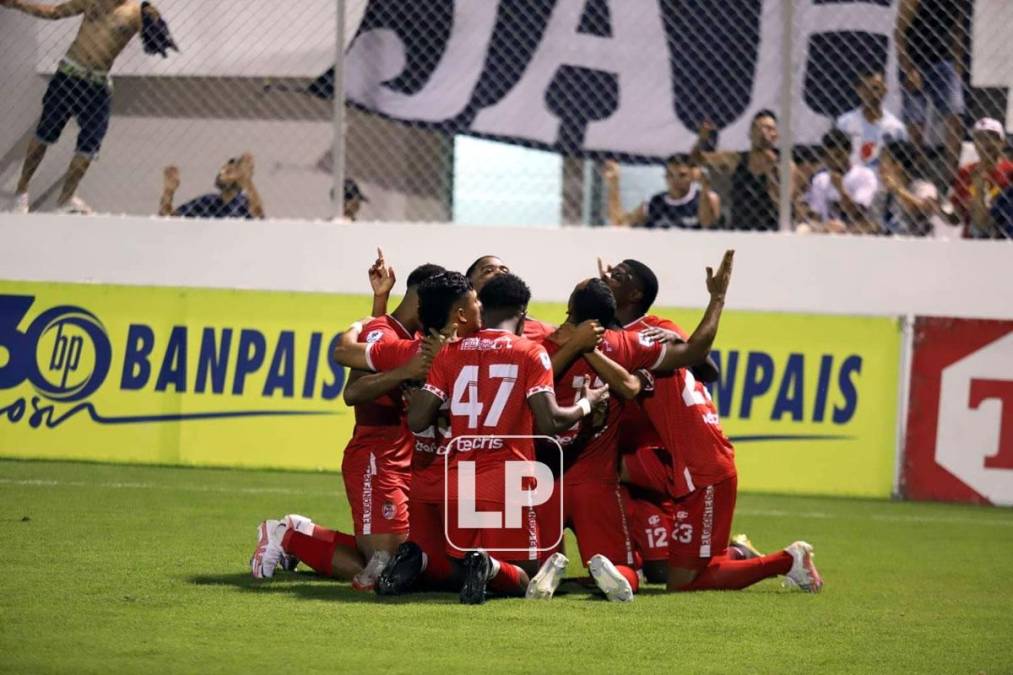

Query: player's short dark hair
[465,255,498,280]
[478,273,531,314]
[418,271,472,333]
[753,109,777,124]
[622,259,659,316]
[666,153,696,169]
[570,278,618,328]
[406,263,446,289]
[822,128,851,152]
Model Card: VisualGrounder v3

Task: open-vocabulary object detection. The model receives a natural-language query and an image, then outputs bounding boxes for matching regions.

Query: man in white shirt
[835,68,907,172]
[806,129,880,234]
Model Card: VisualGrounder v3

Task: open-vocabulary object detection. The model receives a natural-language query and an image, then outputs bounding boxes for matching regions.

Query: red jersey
[625,316,736,492]
[345,316,415,469]
[951,159,1013,237]
[364,337,448,498]
[423,329,555,502]
[523,317,556,342]
[545,329,666,484]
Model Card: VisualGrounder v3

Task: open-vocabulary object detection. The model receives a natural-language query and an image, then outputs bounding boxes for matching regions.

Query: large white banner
[345,0,903,156]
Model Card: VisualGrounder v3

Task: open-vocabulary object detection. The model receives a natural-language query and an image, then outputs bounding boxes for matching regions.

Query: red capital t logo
[969,379,1013,469]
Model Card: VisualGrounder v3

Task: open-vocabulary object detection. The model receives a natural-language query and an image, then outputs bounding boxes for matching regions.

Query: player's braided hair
[478,273,530,313]
[570,278,618,328]
[418,271,472,334]
[406,263,446,289]
[621,259,658,317]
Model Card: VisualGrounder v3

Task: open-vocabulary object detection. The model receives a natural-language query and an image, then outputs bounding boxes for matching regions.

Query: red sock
[282,527,356,578]
[678,551,792,591]
[616,565,640,593]
[487,560,526,596]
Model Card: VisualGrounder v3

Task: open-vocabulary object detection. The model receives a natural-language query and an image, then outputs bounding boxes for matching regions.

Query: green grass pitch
[1,459,1011,674]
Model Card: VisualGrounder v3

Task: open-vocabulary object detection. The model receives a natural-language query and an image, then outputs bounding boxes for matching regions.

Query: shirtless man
[3,0,165,213]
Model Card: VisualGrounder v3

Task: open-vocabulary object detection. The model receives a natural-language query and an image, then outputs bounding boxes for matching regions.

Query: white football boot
[277,514,314,572]
[352,550,392,592]
[250,519,287,579]
[783,541,824,593]
[588,554,634,602]
[526,552,569,600]
[12,193,29,214]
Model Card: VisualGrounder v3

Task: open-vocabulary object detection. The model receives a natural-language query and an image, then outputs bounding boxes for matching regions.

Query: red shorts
[342,446,410,536]
[539,480,639,568]
[668,475,737,568]
[444,498,540,561]
[622,486,675,563]
[622,445,672,497]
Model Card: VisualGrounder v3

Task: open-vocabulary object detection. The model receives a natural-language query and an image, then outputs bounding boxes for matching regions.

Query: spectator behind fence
[896,0,969,188]
[159,153,265,219]
[987,184,1013,239]
[835,67,907,171]
[327,179,369,222]
[3,0,170,215]
[951,118,1013,239]
[874,140,942,236]
[804,129,880,234]
[692,111,799,231]
[602,156,720,229]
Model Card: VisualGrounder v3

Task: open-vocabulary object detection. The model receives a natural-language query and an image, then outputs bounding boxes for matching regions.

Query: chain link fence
[1,0,1010,238]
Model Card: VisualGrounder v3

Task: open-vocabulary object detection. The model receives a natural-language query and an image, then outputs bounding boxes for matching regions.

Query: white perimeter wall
[1,214,1012,320]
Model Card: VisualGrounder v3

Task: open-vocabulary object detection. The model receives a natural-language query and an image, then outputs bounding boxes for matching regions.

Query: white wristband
[349,321,363,334]
[576,398,592,416]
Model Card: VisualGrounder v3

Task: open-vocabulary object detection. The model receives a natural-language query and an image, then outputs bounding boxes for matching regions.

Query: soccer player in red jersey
[603,256,824,593]
[530,266,739,600]
[395,272,608,604]
[250,262,444,588]
[466,255,556,341]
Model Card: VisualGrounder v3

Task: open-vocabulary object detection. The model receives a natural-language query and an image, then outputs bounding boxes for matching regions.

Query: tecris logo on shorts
[0,294,344,429]
[444,435,564,555]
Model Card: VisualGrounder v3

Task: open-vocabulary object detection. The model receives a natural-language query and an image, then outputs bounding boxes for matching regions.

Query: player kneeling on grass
[383,272,609,604]
[600,255,823,593]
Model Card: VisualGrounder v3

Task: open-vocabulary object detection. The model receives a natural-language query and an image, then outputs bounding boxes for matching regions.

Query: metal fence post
[332,0,347,221]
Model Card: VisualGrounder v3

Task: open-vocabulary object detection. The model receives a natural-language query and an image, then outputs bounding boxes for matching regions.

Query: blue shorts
[36,71,112,159]
[902,60,965,125]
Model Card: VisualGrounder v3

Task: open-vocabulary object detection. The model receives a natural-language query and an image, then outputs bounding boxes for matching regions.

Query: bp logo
[0,296,111,403]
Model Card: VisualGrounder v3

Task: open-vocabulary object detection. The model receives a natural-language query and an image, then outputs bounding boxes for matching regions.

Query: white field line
[2,477,1012,528]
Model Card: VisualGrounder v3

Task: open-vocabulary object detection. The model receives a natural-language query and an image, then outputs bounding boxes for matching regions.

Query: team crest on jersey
[638,330,654,347]
[382,501,396,520]
[676,510,689,520]
[365,329,384,344]
[539,351,551,371]
[648,514,661,526]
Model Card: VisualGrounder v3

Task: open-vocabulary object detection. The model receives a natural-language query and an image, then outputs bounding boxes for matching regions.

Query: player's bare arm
[0,0,89,20]
[583,350,641,401]
[602,160,648,227]
[527,381,609,436]
[653,249,734,373]
[342,352,430,406]
[548,320,603,378]
[159,165,179,216]
[637,325,721,383]
[406,387,444,433]
[330,319,373,370]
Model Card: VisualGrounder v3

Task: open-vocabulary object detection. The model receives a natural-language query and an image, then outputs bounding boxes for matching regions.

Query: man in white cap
[950,118,1013,238]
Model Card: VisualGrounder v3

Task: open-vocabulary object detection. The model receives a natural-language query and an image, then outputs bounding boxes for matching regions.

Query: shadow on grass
[186,571,653,604]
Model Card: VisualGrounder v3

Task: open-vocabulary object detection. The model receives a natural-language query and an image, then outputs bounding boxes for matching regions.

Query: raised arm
[602,161,648,227]
[527,381,609,436]
[236,153,265,219]
[159,166,179,216]
[653,250,734,373]
[0,0,89,20]
[367,247,395,317]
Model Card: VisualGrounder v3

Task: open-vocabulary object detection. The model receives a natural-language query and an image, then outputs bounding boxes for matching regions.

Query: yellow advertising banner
[0,283,900,496]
